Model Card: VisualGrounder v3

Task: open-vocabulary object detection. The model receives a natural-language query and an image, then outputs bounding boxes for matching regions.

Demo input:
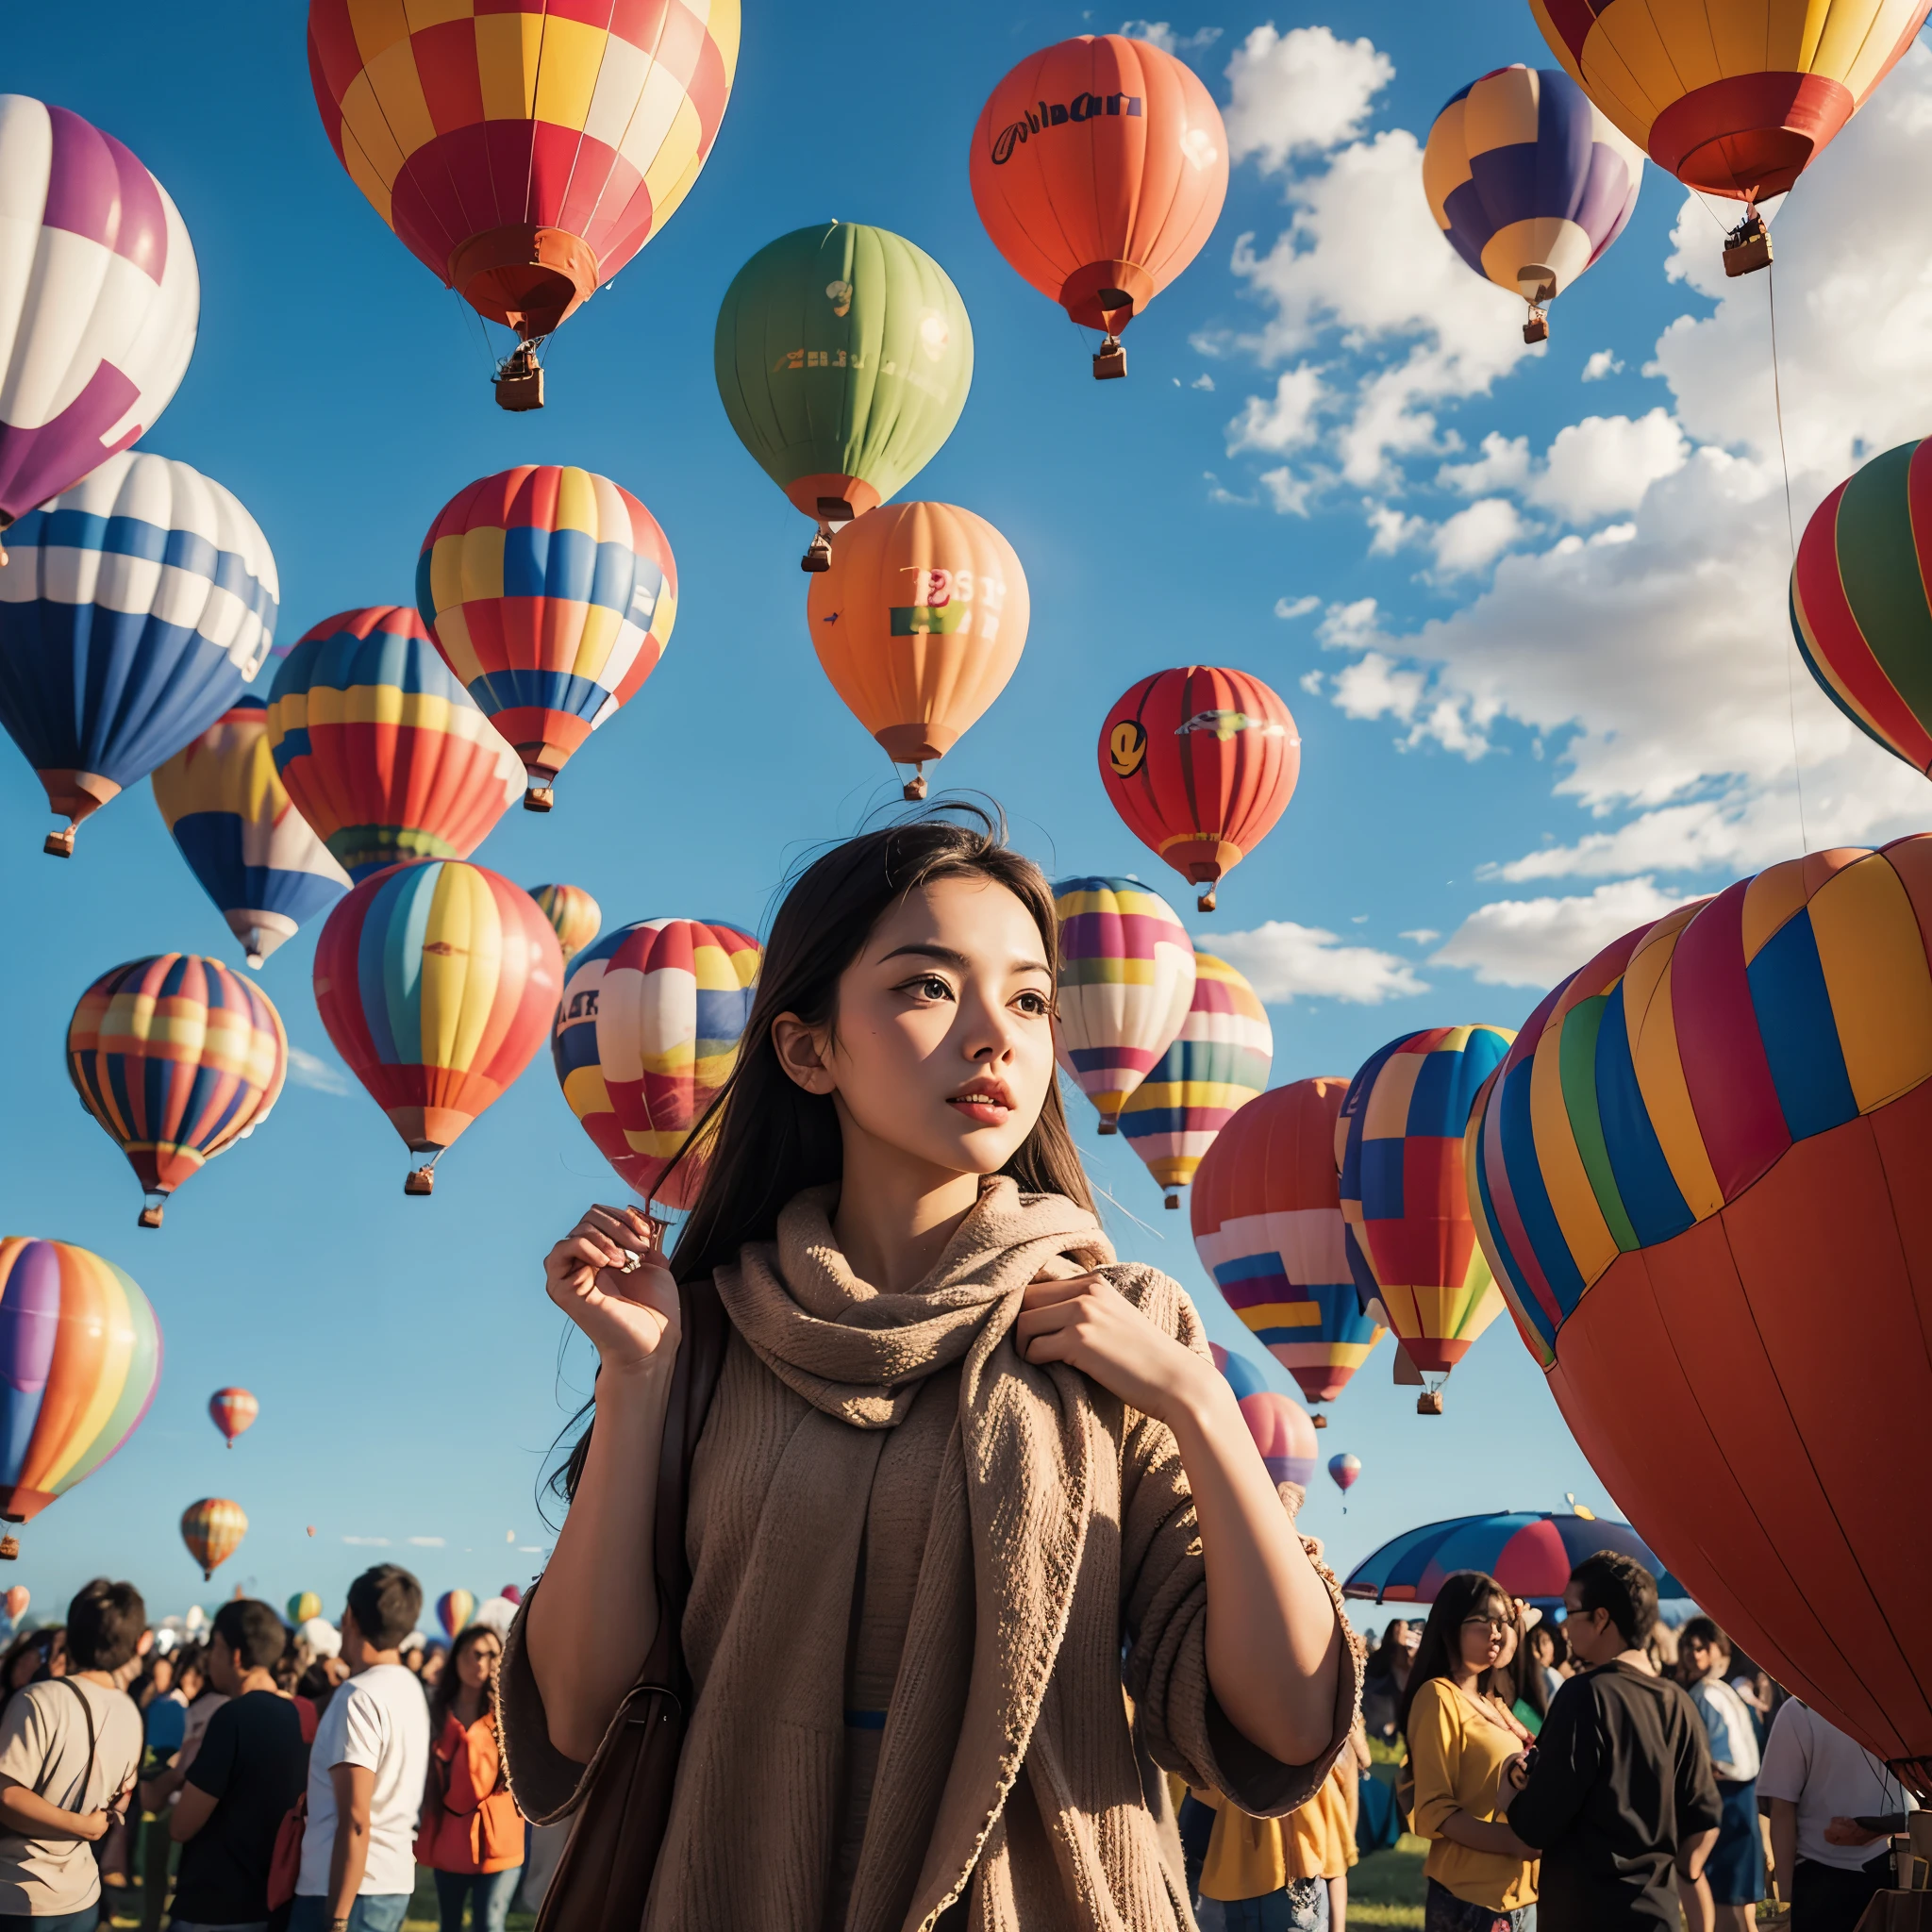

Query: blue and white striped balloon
[0,450,278,855]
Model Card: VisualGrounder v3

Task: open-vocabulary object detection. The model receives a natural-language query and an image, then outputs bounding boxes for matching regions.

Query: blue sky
[4,1,1925,1627]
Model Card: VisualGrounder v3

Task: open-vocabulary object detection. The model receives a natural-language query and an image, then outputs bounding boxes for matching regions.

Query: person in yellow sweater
[1399,1572,1540,1932]
[1191,1740,1363,1932]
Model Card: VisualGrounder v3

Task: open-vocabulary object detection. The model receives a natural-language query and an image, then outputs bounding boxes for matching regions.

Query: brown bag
[534,1276,727,1932]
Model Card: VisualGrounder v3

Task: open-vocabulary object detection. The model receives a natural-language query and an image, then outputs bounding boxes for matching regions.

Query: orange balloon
[970,35,1228,363]
[806,503,1029,798]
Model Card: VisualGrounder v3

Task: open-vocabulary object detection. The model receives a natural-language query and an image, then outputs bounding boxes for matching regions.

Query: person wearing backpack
[0,1578,147,1930]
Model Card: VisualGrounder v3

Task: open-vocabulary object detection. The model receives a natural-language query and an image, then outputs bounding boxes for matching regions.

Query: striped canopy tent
[1342,1510,1684,1607]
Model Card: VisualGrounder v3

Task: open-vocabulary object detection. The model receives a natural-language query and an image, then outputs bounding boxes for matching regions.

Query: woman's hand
[1014,1271,1221,1426]
[543,1205,679,1382]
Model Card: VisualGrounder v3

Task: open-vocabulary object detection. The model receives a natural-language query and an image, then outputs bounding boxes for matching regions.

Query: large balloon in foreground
[315,859,564,1196]
[1527,0,1927,205]
[1051,875,1196,1133]
[305,0,740,375]
[527,885,602,964]
[208,1388,257,1447]
[1099,667,1300,912]
[417,466,677,809]
[0,452,278,856]
[438,1589,474,1640]
[1466,838,1932,1791]
[0,95,199,530]
[807,503,1028,799]
[554,918,762,1210]
[1423,65,1642,342]
[266,607,524,882]
[1118,950,1272,1208]
[151,698,351,967]
[68,956,288,1228]
[1790,436,1932,779]
[0,1239,161,1532]
[287,1591,321,1625]
[1337,1025,1514,1401]
[181,1498,245,1580]
[1192,1076,1385,1416]
[970,36,1227,376]
[714,223,973,566]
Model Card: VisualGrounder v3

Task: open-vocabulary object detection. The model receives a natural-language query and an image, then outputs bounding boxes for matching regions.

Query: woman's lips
[948,1087,1013,1124]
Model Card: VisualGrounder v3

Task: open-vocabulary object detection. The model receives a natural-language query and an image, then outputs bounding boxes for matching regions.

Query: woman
[419,1624,525,1932]
[1399,1574,1539,1932]
[505,810,1357,1930]
[1361,1622,1412,1742]
[1493,1611,1548,1736]
[1677,1618,1762,1932]
[1524,1621,1566,1706]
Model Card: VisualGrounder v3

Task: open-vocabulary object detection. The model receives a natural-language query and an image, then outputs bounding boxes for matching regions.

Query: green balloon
[714,223,973,527]
[287,1591,322,1625]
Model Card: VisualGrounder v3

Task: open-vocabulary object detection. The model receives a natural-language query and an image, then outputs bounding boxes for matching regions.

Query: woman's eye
[908,974,953,1000]
[1014,990,1051,1016]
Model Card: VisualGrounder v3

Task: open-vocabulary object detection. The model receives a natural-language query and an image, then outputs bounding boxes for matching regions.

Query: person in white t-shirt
[1757,1698,1918,1932]
[1676,1619,1764,1932]
[291,1567,429,1932]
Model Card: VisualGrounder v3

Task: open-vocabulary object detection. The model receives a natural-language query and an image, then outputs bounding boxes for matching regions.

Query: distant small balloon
[208,1389,258,1447]
[437,1589,475,1640]
[4,1588,27,1623]
[287,1591,321,1625]
[501,1585,523,1606]
[1328,1453,1361,1492]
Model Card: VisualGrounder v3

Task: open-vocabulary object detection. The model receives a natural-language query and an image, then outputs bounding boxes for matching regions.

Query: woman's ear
[771,1011,837,1094]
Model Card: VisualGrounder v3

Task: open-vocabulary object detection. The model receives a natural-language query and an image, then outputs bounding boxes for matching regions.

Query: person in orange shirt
[415,1627,523,1932]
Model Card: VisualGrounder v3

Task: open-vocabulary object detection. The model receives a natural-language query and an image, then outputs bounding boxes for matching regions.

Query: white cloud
[1330,649,1424,724]
[1430,497,1525,575]
[1202,919,1428,1003]
[1274,593,1320,618]
[1526,409,1689,523]
[341,1535,391,1547]
[1257,466,1315,515]
[408,1536,446,1547]
[1192,372,1217,391]
[1367,502,1426,556]
[1318,597,1380,649]
[1122,19,1223,55]
[1223,25,1392,172]
[1399,928,1441,945]
[1433,879,1692,988]
[1582,350,1624,382]
[287,1046,348,1096]
[1438,432,1530,496]
[1226,365,1324,454]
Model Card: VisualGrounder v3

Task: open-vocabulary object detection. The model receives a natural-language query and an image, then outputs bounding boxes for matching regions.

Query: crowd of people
[0,1566,539,1932]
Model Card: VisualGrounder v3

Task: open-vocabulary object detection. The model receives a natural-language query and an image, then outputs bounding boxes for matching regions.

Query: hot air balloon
[4,1589,28,1624]
[1051,876,1196,1134]
[1465,838,1932,1792]
[68,956,288,1228]
[438,1589,474,1640]
[527,885,602,964]
[1209,1343,1316,1500]
[151,698,351,967]
[1337,1025,1515,1411]
[1099,667,1300,912]
[554,918,762,1209]
[807,503,1027,799]
[0,1240,161,1549]
[1790,437,1932,779]
[1423,66,1643,344]
[1327,1453,1360,1494]
[208,1388,257,1448]
[1527,0,1929,274]
[0,96,199,535]
[970,36,1228,377]
[1118,951,1272,1208]
[0,452,277,856]
[181,1498,245,1581]
[417,467,677,809]
[500,1584,523,1606]
[316,859,563,1196]
[714,223,973,567]
[1191,1076,1386,1422]
[265,607,524,882]
[287,1591,321,1625]
[306,0,741,408]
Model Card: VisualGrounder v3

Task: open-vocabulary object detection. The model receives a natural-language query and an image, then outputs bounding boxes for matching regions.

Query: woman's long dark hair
[1396,1571,1516,1746]
[550,805,1093,1505]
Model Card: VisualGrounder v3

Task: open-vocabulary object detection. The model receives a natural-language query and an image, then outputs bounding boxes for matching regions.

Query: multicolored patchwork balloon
[0,96,199,529]
[554,918,763,1209]
[287,1591,321,1625]
[0,452,278,856]
[527,884,603,964]
[151,698,351,967]
[1208,1344,1316,1497]
[265,607,523,881]
[417,466,677,809]
[0,1238,162,1530]
[1117,950,1272,1208]
[1051,875,1196,1133]
[1337,1024,1514,1393]
[180,1497,245,1580]
[67,956,288,1228]
[1192,1076,1385,1416]
[437,1589,474,1640]
[314,859,564,1197]
[208,1388,258,1447]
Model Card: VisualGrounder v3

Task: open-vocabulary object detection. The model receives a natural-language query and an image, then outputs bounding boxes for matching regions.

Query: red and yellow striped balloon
[180,1497,246,1580]
[208,1388,258,1447]
[527,884,602,963]
[67,957,287,1228]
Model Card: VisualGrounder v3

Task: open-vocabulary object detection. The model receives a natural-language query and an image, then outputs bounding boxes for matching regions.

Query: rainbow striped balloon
[1337,1025,1514,1381]
[418,467,677,809]
[265,607,524,882]
[67,956,288,1227]
[151,698,351,966]
[314,860,564,1193]
[554,918,762,1210]
[180,1497,246,1579]
[1117,951,1273,1208]
[1052,876,1196,1131]
[526,884,603,964]
[0,1240,161,1527]
[438,1589,474,1640]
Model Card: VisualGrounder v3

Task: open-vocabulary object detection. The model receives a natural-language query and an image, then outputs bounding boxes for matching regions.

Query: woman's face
[775,876,1057,1184]
[1529,1626,1554,1666]
[456,1633,501,1692]
[1457,1602,1510,1674]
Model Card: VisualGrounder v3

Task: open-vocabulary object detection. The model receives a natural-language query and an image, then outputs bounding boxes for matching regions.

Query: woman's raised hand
[1014,1270,1220,1427]
[543,1205,680,1380]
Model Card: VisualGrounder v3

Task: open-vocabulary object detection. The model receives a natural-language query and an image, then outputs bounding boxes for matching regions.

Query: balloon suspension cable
[902,766,927,802]
[1522,303,1549,346]
[43,826,74,858]
[138,1197,164,1230]
[1767,258,1809,856]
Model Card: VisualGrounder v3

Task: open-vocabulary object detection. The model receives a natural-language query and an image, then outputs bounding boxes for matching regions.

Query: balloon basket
[1522,306,1549,345]
[1196,888,1217,913]
[1724,212,1772,278]
[523,783,555,813]
[1311,1413,1327,1428]
[1416,1390,1444,1416]
[1093,337,1126,381]
[1097,1119,1118,1136]
[405,1166,436,1196]
[138,1203,163,1229]
[43,828,74,858]
[1163,1191,1179,1210]
[902,773,927,802]
[801,530,833,572]
[494,346,545,411]
[0,1538,16,1563]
